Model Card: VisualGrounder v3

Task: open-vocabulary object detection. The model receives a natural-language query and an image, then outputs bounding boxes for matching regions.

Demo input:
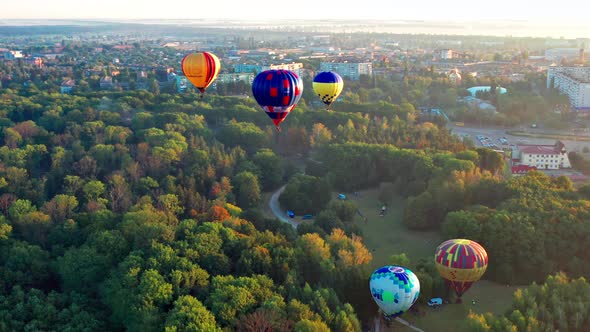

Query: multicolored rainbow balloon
[434,239,488,299]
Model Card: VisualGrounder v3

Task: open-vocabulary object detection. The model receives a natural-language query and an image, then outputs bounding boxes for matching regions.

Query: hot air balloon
[312,71,343,109]
[369,265,420,320]
[181,52,221,96]
[434,239,488,302]
[252,69,303,131]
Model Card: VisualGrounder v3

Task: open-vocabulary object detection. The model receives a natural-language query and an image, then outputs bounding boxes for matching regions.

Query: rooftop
[60,79,75,87]
[550,66,590,83]
[518,141,566,155]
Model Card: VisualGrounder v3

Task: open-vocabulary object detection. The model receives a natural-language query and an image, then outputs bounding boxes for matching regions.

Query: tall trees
[218,121,269,153]
[442,171,590,284]
[0,287,103,332]
[165,296,220,332]
[279,174,332,214]
[467,273,590,332]
[206,275,275,326]
[6,67,586,332]
[252,149,284,191]
[102,265,173,331]
[233,171,261,209]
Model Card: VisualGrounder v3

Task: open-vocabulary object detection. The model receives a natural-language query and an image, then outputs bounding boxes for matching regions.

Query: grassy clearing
[343,186,522,332]
[388,280,521,332]
[346,188,441,269]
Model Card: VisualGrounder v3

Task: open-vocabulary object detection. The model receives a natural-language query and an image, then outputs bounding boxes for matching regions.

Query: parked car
[427,298,443,307]
[302,214,313,220]
[287,210,295,218]
[338,194,346,200]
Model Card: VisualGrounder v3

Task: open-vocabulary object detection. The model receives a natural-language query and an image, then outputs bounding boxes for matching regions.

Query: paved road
[268,185,298,229]
[374,317,381,332]
[395,317,425,332]
[373,316,425,332]
[449,124,590,153]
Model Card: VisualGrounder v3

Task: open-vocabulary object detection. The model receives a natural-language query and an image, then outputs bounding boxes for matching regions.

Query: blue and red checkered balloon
[252,69,303,131]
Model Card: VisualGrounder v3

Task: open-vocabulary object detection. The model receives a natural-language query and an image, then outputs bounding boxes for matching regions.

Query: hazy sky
[1,0,588,22]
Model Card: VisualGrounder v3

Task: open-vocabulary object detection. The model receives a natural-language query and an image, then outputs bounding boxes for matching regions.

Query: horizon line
[1,17,588,23]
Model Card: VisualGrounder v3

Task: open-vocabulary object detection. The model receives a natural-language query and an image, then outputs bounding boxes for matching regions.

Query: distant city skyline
[1,0,588,22]
[2,0,590,40]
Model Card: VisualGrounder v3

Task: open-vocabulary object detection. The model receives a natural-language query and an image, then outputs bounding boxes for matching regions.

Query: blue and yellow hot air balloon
[312,71,343,109]
[434,239,488,301]
[369,265,420,320]
[252,69,303,131]
[181,52,221,95]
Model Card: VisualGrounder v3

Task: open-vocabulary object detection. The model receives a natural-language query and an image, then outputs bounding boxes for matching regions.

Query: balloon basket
[380,314,393,328]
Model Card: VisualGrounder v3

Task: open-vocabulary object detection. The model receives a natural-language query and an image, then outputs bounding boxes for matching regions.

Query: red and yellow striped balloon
[434,239,488,298]
[181,52,221,94]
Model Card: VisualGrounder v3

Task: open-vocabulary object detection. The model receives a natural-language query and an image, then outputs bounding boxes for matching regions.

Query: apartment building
[319,62,373,81]
[547,66,590,111]
[234,63,303,77]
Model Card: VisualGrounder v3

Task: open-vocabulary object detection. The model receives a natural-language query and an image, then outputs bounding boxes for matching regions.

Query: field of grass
[389,280,521,332]
[347,187,442,269]
[344,185,522,332]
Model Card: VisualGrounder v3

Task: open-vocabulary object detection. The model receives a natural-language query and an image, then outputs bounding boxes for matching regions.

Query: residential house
[60,80,76,94]
[137,71,148,80]
[4,51,24,60]
[100,76,114,89]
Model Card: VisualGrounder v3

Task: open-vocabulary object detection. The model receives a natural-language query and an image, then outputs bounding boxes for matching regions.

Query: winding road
[268,185,298,229]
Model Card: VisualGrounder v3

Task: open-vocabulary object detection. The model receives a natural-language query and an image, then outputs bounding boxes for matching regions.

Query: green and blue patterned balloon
[369,265,420,318]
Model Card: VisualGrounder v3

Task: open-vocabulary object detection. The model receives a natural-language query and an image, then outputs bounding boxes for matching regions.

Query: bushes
[569,151,590,175]
[279,174,332,215]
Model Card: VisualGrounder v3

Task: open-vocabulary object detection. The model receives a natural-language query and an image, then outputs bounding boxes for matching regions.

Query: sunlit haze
[2,0,588,22]
[2,0,589,38]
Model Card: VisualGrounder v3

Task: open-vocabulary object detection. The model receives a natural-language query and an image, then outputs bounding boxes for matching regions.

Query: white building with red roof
[512,141,571,170]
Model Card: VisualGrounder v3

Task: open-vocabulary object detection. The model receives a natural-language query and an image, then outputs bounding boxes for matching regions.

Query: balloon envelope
[369,265,420,318]
[252,69,303,130]
[434,239,488,297]
[312,71,343,109]
[181,52,221,93]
